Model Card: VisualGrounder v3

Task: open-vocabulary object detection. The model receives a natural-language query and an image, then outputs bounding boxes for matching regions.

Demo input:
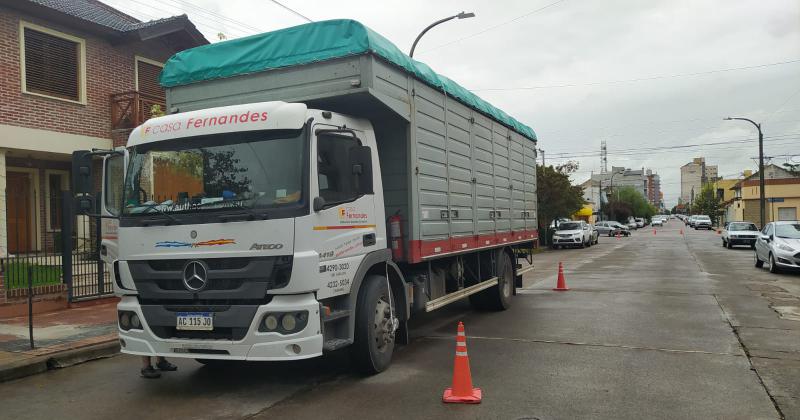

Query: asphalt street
[1,221,797,420]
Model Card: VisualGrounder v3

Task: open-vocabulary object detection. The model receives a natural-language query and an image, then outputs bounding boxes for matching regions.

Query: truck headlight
[777,243,795,252]
[281,314,296,331]
[264,314,279,331]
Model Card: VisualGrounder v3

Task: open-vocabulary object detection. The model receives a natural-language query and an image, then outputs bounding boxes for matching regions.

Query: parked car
[627,220,638,229]
[552,221,594,249]
[652,218,663,227]
[694,215,712,230]
[595,221,628,237]
[722,222,759,249]
[754,221,800,273]
[635,218,645,228]
[686,215,697,227]
[610,222,632,236]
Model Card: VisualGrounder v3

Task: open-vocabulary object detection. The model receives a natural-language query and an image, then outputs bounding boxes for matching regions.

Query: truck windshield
[122,128,307,220]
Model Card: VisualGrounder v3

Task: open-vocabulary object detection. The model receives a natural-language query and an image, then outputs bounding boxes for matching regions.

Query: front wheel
[769,254,781,274]
[351,275,396,374]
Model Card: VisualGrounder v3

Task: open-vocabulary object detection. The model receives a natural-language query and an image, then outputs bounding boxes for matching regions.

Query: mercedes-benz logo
[182,260,209,292]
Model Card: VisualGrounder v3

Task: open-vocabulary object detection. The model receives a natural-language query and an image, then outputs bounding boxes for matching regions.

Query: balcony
[110,91,165,130]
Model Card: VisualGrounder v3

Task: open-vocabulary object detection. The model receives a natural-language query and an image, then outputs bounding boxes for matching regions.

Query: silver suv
[754,221,800,273]
[552,221,594,249]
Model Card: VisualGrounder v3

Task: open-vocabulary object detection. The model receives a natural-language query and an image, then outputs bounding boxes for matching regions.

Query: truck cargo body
[80,20,538,373]
[166,53,539,263]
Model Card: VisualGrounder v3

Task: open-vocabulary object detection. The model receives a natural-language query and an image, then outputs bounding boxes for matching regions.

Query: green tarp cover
[160,19,536,141]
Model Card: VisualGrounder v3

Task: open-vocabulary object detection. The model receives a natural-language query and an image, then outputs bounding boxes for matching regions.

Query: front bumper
[773,248,800,269]
[117,293,323,361]
[728,236,757,245]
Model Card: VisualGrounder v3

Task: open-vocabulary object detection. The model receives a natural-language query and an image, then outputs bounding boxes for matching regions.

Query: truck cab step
[323,309,351,323]
[323,338,353,352]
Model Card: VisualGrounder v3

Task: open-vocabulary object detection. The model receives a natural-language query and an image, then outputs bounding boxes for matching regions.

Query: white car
[722,222,759,249]
[694,215,712,230]
[754,221,800,273]
[552,220,594,249]
[652,218,663,227]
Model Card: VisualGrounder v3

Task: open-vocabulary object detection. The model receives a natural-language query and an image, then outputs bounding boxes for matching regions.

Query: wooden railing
[110,91,165,130]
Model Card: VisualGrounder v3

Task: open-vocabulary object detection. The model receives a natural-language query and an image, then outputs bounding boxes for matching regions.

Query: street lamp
[724,117,765,228]
[409,11,475,58]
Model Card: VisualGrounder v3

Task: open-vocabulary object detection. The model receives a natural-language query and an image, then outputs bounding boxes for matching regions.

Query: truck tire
[351,275,395,374]
[469,251,513,311]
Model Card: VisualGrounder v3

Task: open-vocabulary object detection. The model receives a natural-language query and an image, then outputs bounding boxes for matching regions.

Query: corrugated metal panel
[472,113,495,235]
[413,82,449,242]
[509,133,526,231]
[492,123,511,233]
[445,100,475,237]
[523,142,538,230]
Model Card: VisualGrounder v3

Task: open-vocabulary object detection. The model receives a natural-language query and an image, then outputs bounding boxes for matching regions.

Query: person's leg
[155,356,178,372]
[141,356,161,379]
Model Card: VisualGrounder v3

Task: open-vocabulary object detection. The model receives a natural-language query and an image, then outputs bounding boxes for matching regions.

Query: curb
[0,339,120,383]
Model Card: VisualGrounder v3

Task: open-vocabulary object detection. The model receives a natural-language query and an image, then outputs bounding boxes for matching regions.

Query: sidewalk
[0,300,120,382]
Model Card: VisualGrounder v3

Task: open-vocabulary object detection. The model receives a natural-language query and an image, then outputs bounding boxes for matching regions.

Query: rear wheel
[469,251,513,311]
[351,275,396,374]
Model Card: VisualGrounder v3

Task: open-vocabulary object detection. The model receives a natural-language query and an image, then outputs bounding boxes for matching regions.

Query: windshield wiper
[137,204,179,225]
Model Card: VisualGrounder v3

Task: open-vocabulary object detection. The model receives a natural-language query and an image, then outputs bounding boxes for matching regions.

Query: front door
[7,172,32,254]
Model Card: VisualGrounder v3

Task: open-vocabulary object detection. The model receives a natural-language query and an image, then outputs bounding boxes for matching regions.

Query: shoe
[156,360,178,372]
[140,366,161,379]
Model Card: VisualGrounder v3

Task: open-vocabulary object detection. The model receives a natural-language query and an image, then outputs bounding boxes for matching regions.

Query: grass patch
[3,262,62,289]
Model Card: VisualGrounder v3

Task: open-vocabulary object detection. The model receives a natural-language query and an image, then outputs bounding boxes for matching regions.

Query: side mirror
[71,150,93,194]
[769,234,774,241]
[349,145,373,195]
[313,196,326,212]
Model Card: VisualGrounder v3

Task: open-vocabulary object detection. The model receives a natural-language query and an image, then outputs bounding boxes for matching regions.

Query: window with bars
[22,24,83,102]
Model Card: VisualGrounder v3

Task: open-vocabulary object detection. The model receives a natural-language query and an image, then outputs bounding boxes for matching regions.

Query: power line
[162,0,265,34]
[418,0,568,54]
[470,58,800,91]
[268,0,313,23]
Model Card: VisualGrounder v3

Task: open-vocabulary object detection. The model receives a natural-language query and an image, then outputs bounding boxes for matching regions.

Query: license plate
[176,312,213,331]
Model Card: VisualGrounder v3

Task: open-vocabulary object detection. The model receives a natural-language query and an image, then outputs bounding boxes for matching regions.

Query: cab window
[317,134,360,204]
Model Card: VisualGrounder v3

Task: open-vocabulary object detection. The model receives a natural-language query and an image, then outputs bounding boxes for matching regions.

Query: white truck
[71,20,538,373]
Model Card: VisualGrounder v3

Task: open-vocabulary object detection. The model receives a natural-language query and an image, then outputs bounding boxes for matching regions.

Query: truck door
[312,127,378,300]
[100,149,126,267]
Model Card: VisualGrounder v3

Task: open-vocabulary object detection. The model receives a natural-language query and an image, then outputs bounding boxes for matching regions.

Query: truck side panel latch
[363,233,376,247]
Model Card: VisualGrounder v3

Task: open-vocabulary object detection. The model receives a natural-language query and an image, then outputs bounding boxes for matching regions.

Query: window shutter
[24,28,80,101]
[137,61,164,99]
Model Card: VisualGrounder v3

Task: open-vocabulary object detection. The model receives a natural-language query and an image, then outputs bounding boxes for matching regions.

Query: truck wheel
[469,251,513,311]
[351,275,395,374]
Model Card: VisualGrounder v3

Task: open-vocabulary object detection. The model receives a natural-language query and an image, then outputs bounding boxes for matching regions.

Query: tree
[604,186,655,221]
[536,163,586,245]
[783,163,800,176]
[692,183,724,225]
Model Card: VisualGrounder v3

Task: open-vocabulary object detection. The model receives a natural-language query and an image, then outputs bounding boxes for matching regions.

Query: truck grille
[128,256,292,304]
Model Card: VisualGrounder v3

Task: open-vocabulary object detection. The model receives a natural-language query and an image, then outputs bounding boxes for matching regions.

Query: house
[728,165,800,226]
[0,0,207,259]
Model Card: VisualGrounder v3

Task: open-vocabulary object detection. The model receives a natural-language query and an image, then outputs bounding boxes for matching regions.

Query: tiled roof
[27,0,185,32]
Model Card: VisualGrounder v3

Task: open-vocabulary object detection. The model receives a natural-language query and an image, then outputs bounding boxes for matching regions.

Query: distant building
[645,169,662,209]
[592,166,647,199]
[681,157,717,205]
[726,164,800,227]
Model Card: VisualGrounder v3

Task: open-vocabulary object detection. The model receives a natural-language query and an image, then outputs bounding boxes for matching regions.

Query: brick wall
[0,6,175,144]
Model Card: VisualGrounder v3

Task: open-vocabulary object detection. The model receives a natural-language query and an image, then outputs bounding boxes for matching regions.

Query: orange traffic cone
[653,228,657,235]
[443,322,481,404]
[553,262,569,291]
[616,231,621,240]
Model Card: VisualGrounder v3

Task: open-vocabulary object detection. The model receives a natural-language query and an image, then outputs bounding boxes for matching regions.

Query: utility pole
[725,117,765,228]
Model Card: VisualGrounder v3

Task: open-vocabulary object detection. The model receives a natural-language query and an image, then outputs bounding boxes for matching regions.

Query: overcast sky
[105,0,800,207]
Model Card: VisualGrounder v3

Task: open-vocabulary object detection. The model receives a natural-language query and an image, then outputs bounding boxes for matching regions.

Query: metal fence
[2,190,111,301]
